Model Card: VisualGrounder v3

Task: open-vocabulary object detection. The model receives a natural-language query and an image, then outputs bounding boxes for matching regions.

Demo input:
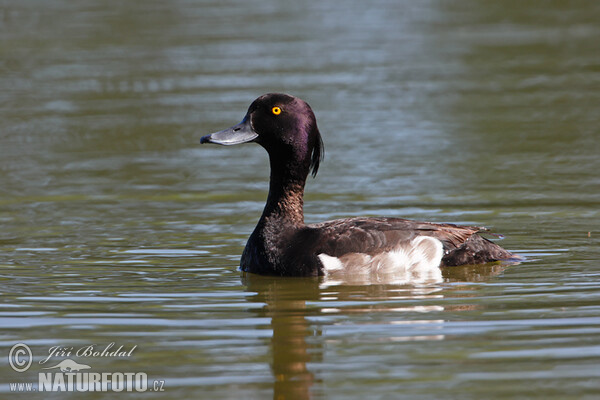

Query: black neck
[259,152,308,226]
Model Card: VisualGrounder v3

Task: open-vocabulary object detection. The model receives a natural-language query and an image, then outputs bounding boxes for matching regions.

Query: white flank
[317,253,344,272]
[318,236,444,285]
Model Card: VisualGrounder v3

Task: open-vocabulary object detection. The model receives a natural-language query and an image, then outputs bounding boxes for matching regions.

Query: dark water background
[1,1,599,399]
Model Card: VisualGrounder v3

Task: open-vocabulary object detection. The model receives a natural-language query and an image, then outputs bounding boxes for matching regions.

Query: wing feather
[307,217,482,257]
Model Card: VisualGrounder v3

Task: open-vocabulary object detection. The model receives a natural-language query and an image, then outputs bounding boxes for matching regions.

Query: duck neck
[260,157,307,227]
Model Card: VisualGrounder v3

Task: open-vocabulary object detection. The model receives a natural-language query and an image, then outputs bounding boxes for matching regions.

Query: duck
[200,93,518,277]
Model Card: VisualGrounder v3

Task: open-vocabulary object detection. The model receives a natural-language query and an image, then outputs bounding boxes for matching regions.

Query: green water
[1,1,599,399]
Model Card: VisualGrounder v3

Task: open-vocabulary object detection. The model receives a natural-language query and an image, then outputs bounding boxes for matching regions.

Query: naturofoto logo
[7,343,165,393]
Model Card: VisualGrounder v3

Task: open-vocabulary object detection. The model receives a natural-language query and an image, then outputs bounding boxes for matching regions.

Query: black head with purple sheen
[201,93,324,178]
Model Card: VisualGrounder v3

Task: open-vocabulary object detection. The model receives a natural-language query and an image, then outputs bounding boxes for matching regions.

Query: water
[1,1,599,398]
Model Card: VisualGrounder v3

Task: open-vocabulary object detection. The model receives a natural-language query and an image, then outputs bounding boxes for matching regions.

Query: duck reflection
[243,274,321,400]
[442,262,507,282]
[242,262,507,399]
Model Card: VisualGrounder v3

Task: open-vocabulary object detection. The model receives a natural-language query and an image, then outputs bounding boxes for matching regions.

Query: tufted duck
[201,93,518,277]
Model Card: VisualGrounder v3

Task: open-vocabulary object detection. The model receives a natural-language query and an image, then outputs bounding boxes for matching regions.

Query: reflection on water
[1,0,600,399]
[244,275,319,400]
[319,262,444,287]
[243,262,513,400]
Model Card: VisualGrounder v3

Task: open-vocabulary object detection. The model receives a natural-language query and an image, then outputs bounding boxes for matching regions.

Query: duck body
[201,93,517,277]
[241,213,513,278]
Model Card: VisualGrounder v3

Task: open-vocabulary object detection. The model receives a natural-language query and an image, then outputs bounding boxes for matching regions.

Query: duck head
[201,93,324,179]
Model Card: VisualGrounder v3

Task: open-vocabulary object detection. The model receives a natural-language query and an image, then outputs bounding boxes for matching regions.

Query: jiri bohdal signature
[39,342,137,365]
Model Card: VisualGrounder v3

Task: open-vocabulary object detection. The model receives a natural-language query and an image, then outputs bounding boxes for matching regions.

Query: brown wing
[306,217,513,266]
[307,217,477,254]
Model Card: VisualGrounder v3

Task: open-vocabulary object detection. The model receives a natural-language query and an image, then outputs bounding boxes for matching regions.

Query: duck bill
[200,117,258,145]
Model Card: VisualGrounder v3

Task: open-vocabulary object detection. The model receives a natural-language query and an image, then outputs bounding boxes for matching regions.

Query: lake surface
[1,1,599,398]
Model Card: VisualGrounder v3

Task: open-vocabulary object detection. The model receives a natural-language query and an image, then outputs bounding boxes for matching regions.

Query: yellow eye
[272,106,281,115]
